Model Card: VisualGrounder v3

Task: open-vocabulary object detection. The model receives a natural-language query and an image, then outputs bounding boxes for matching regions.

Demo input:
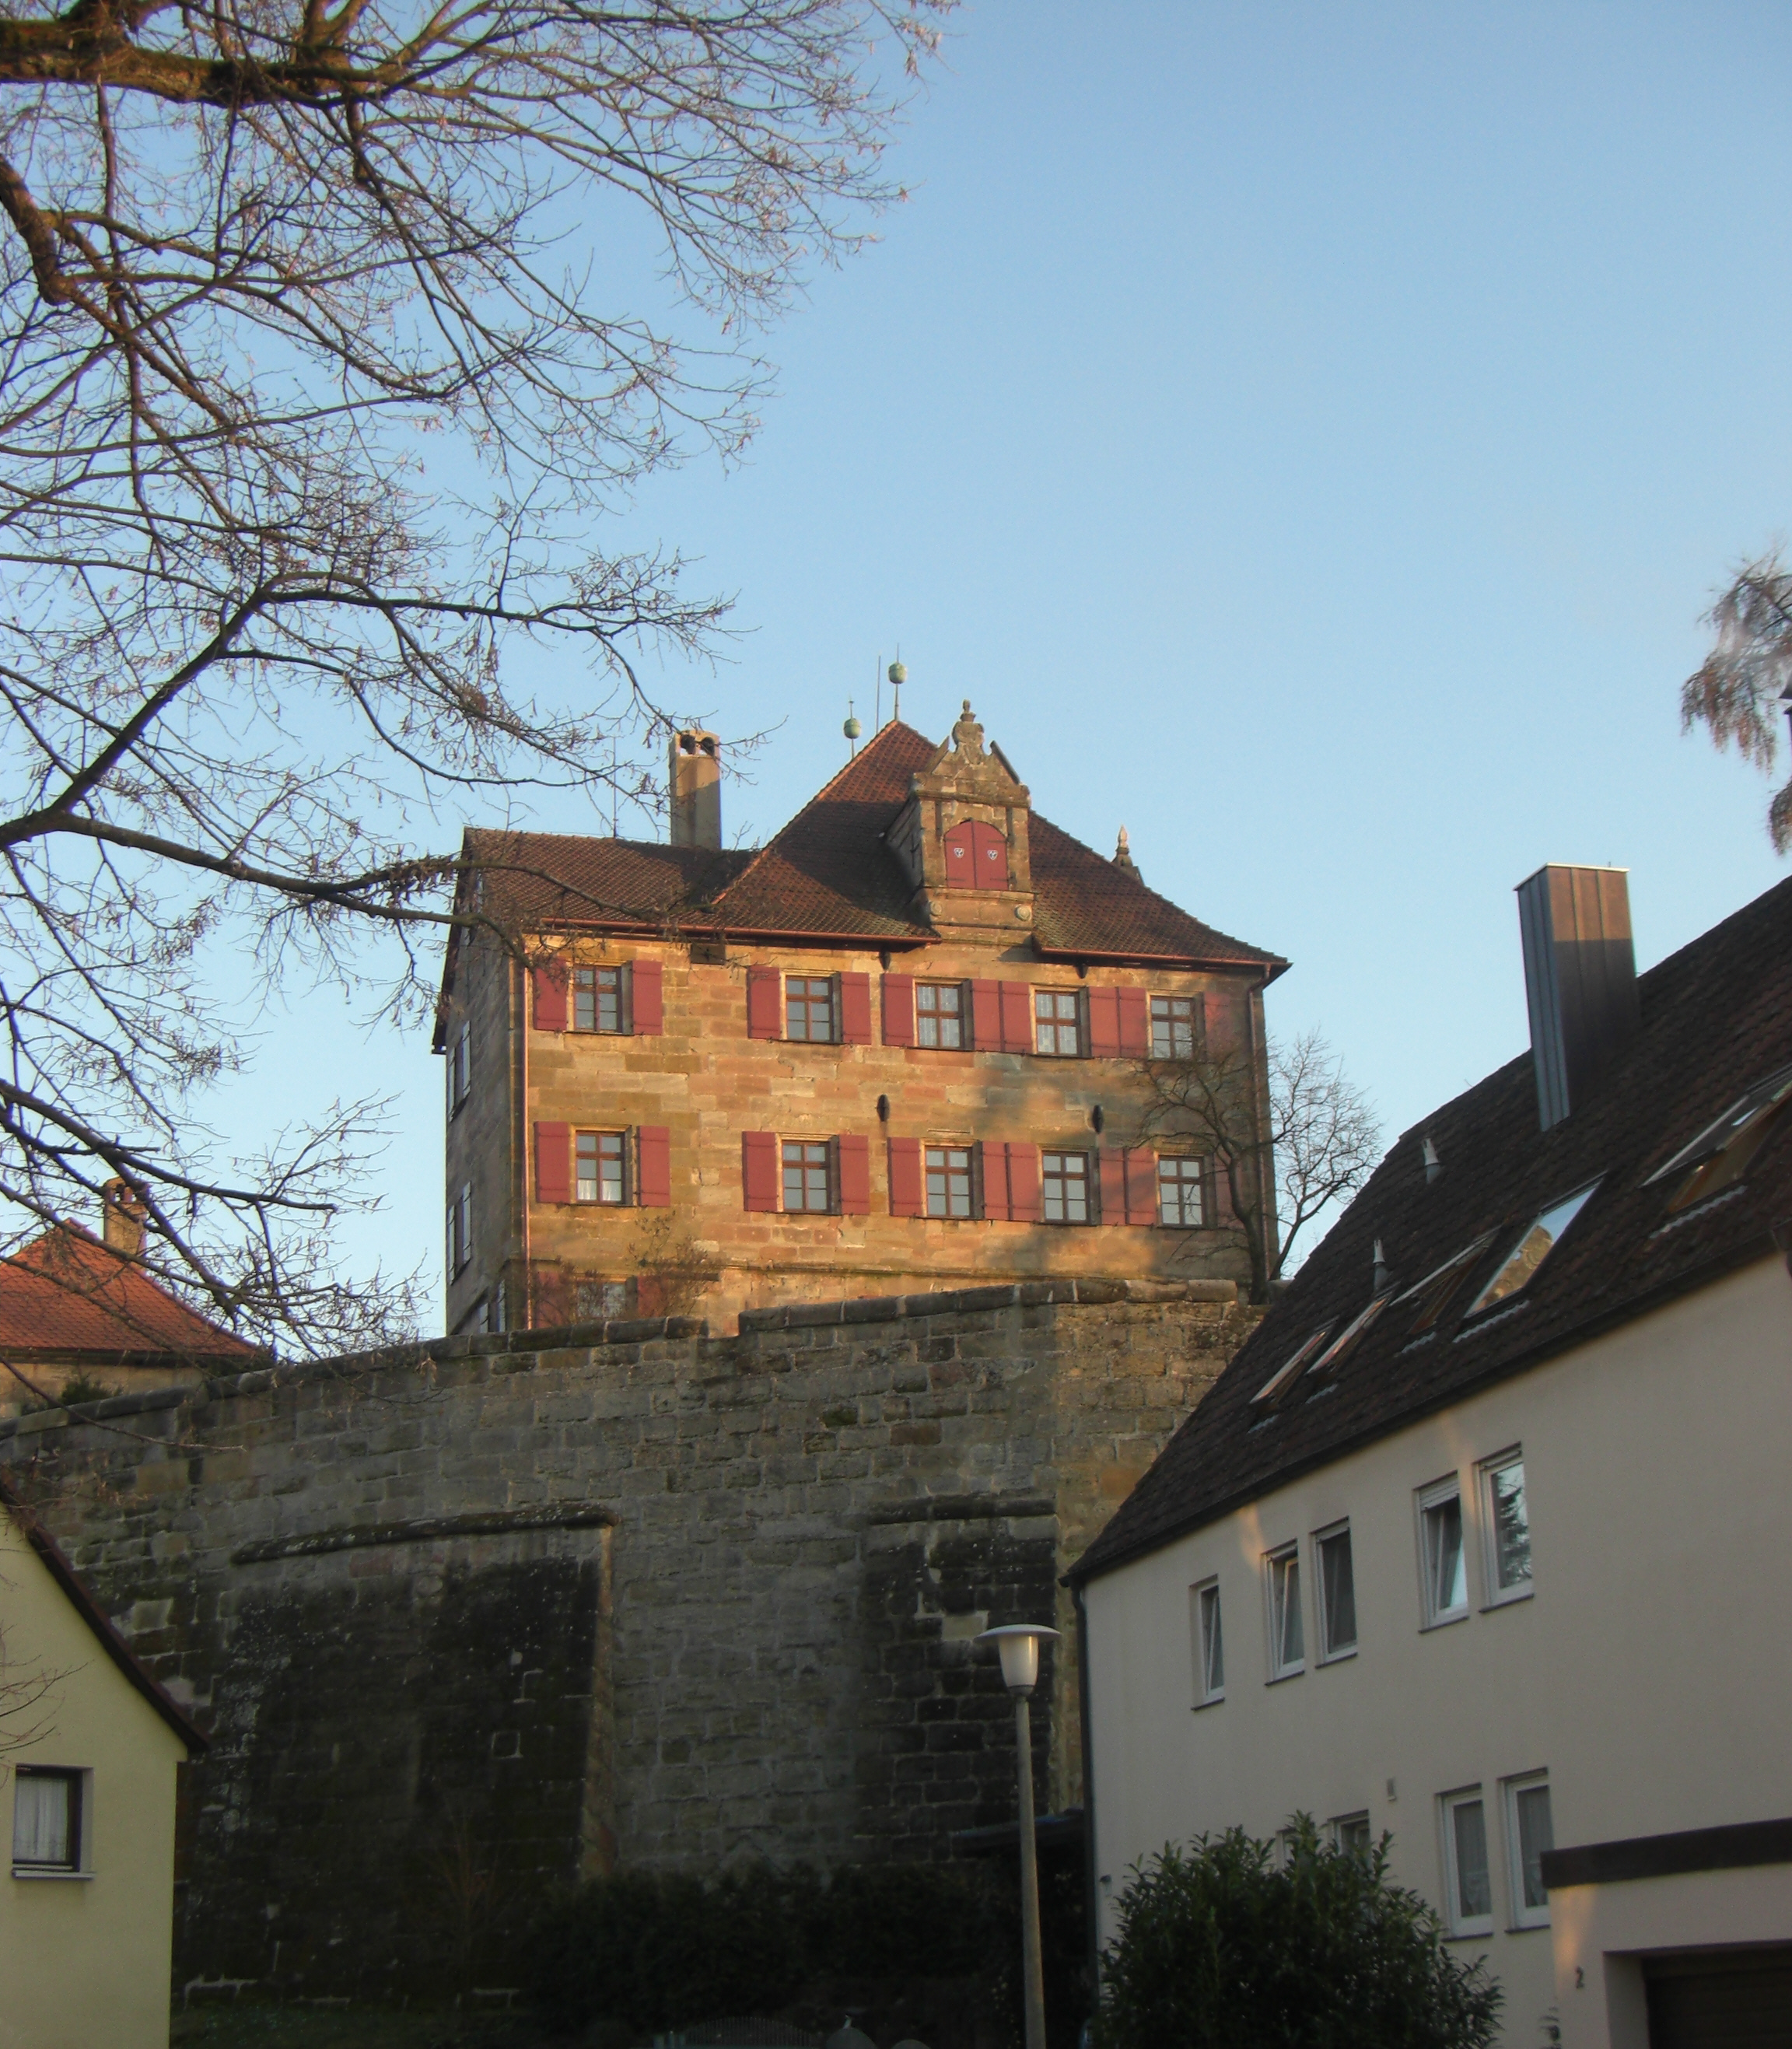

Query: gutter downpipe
[1073,1578,1101,2030]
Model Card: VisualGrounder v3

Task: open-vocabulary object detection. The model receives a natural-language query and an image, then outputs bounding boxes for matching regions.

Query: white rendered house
[1071,867,1792,2049]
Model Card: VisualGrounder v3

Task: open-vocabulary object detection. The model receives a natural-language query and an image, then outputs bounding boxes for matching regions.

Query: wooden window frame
[923,1144,975,1220]
[780,1138,833,1214]
[1157,1154,1206,1228]
[12,1767,83,1874]
[1150,993,1199,1060]
[574,1130,628,1207]
[1040,1149,1090,1224]
[572,963,627,1035]
[784,976,837,1046]
[1033,988,1083,1058]
[915,982,966,1050]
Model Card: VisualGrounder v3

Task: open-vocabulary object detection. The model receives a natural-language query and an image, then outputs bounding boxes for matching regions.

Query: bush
[1095,1818,1502,2049]
[523,1862,1002,2037]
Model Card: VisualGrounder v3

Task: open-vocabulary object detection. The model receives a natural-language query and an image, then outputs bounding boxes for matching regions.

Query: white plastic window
[1503,1774,1554,1928]
[1480,1451,1533,1603]
[1419,1477,1468,1627]
[1192,1578,1224,1704]
[1315,1522,1357,1659]
[1440,1788,1493,1936]
[1265,1543,1304,1679]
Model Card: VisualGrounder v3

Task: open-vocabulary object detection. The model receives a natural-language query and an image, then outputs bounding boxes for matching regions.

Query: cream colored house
[1,1473,205,2049]
[1071,868,1792,2049]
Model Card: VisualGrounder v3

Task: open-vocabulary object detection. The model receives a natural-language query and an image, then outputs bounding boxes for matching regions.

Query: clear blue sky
[264,1,1792,1315]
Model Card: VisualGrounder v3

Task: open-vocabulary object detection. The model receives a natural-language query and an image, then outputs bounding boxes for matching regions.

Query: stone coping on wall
[0,1274,1237,1443]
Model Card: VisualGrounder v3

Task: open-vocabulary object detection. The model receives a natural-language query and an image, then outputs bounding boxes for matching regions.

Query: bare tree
[1139,1027,1381,1304]
[0,0,950,1356]
[1682,550,1792,853]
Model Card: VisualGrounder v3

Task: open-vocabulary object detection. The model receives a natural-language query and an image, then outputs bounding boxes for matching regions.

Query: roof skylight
[1251,1324,1335,1406]
[1644,1060,1792,1215]
[1306,1291,1393,1381]
[1394,1231,1498,1333]
[1465,1182,1601,1319]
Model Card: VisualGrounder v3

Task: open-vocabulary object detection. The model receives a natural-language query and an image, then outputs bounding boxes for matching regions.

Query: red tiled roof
[453,719,1283,971]
[1070,872,1792,1585]
[0,1224,261,1363]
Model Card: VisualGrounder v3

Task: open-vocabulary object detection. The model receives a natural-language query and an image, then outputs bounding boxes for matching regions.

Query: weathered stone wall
[0,1279,1252,2001]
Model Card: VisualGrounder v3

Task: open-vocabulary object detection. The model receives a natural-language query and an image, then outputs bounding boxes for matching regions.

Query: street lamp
[977,1623,1060,2049]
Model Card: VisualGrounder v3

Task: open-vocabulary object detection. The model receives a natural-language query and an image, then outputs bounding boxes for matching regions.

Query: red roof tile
[0,1224,261,1363]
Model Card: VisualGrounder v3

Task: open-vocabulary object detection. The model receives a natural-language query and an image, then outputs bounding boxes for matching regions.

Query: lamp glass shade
[975,1623,1061,1693]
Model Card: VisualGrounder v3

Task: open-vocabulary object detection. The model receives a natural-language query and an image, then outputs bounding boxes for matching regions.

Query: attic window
[1251,1323,1335,1406]
[1305,1292,1393,1382]
[1395,1231,1498,1334]
[1643,1060,1792,1214]
[1464,1182,1601,1319]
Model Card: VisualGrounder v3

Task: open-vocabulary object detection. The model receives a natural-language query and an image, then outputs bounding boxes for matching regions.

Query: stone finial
[949,699,988,766]
[1112,825,1142,882]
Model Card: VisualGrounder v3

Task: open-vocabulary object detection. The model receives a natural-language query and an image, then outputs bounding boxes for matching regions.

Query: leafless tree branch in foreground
[0,0,950,1357]
[1139,1027,1381,1304]
[1683,549,1792,853]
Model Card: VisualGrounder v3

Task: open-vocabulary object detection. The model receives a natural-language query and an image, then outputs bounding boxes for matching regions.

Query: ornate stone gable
[887,701,1037,940]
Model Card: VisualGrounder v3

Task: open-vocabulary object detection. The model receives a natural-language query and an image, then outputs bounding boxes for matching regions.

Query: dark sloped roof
[451,719,1284,969]
[0,1470,207,1754]
[1071,874,1792,1585]
[0,1224,261,1364]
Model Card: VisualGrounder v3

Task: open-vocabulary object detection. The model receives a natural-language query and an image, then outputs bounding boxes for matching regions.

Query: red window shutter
[943,818,976,888]
[837,1133,870,1215]
[970,819,1008,891]
[1087,989,1121,1060]
[1098,1148,1126,1225]
[531,963,569,1032]
[747,966,782,1039]
[534,1122,571,1204]
[1118,987,1150,1058]
[742,1130,780,1211]
[635,1125,671,1208]
[1125,1147,1158,1225]
[631,959,663,1037]
[999,981,1034,1055]
[976,1140,1009,1221]
[881,974,916,1047]
[1006,1143,1042,1223]
[971,979,1003,1052]
[839,972,873,1046]
[888,1137,925,1217]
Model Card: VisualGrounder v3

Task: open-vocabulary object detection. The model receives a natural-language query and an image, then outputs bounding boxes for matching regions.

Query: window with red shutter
[741,1130,779,1211]
[635,1126,671,1208]
[943,818,976,888]
[971,980,1003,1052]
[531,963,569,1032]
[534,1122,572,1204]
[969,819,1007,888]
[1087,989,1122,1060]
[746,966,782,1039]
[631,960,663,1036]
[838,972,873,1046]
[1006,1143,1043,1222]
[881,974,916,1047]
[1118,987,1150,1058]
[1000,982,1034,1054]
[887,1137,925,1217]
[836,1133,870,1215]
[976,1140,1010,1221]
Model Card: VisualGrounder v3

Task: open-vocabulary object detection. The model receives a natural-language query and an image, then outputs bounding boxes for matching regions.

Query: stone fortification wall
[0,1279,1251,2002]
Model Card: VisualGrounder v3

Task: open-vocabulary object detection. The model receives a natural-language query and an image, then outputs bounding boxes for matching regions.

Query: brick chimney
[101,1177,146,1257]
[1516,864,1640,1132]
[669,730,721,850]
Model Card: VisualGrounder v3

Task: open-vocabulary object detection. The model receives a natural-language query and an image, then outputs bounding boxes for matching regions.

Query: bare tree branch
[1683,548,1792,853]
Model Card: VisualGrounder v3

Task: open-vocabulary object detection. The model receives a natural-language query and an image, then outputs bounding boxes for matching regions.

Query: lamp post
[977,1623,1060,2049]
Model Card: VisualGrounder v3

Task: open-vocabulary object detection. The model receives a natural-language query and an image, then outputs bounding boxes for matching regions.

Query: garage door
[1647,1948,1792,2049]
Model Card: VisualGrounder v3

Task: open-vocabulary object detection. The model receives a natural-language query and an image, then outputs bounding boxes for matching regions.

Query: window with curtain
[916,983,963,1049]
[576,1131,626,1205]
[1034,989,1081,1056]
[12,1768,80,1870]
[1504,1774,1554,1928]
[1441,1788,1493,1935]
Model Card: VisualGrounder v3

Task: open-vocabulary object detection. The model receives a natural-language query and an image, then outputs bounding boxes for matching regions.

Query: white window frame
[1313,1519,1358,1662]
[1330,1812,1372,1859]
[1416,1474,1469,1629]
[1502,1771,1553,1930]
[1439,1785,1494,1938]
[1264,1542,1304,1681]
[1191,1577,1224,1706]
[1478,1448,1533,1607]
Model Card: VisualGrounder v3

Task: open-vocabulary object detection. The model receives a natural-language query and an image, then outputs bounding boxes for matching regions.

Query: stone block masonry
[0,1280,1255,2002]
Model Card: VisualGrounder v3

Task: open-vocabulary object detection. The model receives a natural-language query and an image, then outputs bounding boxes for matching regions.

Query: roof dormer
[886,701,1035,940]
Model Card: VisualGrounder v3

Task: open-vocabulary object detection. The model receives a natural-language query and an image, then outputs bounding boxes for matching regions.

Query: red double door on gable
[943,818,1008,890]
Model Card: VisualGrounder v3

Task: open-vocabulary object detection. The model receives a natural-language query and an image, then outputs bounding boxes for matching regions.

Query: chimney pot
[1516,864,1640,1132]
[101,1177,145,1258]
[669,729,722,849]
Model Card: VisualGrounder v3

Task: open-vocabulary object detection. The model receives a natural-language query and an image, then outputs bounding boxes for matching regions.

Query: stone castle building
[438,706,1287,1335]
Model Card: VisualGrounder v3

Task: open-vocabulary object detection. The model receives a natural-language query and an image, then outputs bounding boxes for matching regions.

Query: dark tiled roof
[454,720,1284,968]
[0,1224,261,1363]
[1071,874,1792,1585]
[0,1470,208,1753]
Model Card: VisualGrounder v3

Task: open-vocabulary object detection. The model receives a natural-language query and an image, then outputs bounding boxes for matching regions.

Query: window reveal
[925,1146,973,1219]
[782,1140,831,1214]
[916,982,964,1049]
[1041,1151,1090,1224]
[576,1131,626,1205]
[1157,1156,1206,1228]
[573,964,624,1034]
[1150,994,1197,1060]
[1034,990,1082,1056]
[785,977,835,1043]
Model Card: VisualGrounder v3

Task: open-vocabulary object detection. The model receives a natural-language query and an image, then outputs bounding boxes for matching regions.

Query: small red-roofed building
[0,1182,261,1417]
[434,704,1288,1334]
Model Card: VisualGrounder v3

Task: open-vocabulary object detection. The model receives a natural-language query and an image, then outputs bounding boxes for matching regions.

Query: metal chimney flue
[1516,864,1640,1133]
[669,729,721,850]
